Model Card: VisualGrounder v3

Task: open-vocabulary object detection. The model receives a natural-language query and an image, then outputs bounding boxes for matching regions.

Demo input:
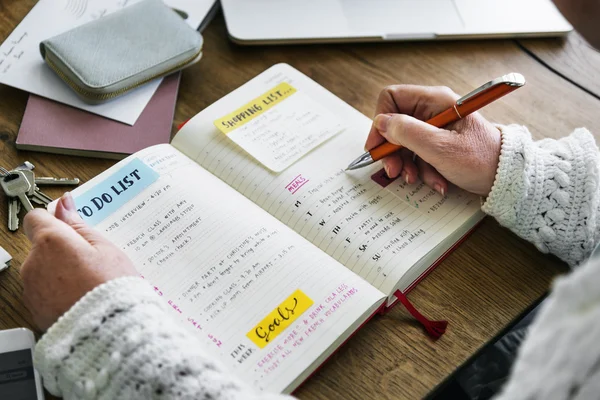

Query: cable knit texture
[483,124,600,267]
[484,125,600,400]
[493,248,600,400]
[34,277,291,400]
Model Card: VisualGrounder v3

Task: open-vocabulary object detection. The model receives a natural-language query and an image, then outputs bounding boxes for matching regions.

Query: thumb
[23,208,77,244]
[373,113,453,164]
[55,192,107,245]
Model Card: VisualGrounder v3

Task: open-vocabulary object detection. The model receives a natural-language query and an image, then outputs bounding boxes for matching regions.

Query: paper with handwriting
[0,0,214,125]
[213,82,345,172]
[174,63,483,297]
[63,144,385,393]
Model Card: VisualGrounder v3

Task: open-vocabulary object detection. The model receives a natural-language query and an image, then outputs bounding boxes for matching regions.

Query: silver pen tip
[346,152,375,171]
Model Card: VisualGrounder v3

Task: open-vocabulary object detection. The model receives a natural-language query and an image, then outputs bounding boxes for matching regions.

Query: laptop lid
[221,0,571,44]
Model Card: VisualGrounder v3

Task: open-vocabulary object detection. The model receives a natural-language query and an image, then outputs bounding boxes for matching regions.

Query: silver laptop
[221,0,572,44]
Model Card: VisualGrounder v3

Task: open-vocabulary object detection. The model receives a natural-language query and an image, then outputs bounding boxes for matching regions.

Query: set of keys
[0,161,80,232]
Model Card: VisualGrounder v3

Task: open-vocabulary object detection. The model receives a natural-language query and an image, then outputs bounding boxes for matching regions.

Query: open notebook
[64,64,484,394]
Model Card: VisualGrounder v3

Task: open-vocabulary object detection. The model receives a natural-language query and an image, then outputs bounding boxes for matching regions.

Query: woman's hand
[21,193,138,331]
[365,85,502,197]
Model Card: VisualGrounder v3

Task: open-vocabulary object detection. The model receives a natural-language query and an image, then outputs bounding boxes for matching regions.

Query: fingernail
[62,192,76,211]
[434,184,444,196]
[384,163,390,177]
[404,172,410,184]
[62,192,83,222]
[374,114,392,133]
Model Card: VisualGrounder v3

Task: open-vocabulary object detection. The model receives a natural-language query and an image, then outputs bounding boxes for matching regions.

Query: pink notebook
[16,73,181,160]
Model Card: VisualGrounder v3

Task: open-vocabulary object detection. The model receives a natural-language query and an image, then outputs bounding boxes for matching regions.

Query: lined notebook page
[67,144,385,393]
[174,63,484,297]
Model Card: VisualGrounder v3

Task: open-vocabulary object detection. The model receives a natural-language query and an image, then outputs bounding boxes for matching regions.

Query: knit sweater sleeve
[33,276,293,400]
[482,124,600,267]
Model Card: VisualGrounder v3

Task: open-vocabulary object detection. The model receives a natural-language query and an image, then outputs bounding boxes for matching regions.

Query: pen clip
[456,73,526,106]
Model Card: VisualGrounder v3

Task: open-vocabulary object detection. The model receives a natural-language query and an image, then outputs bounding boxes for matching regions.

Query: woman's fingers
[399,149,418,184]
[377,85,458,120]
[365,84,502,196]
[416,157,448,196]
[365,85,457,152]
[381,148,419,183]
[54,192,82,226]
[365,122,388,151]
[383,151,448,195]
[382,152,403,178]
[374,113,453,167]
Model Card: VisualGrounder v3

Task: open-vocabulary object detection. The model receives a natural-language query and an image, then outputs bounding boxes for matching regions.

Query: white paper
[174,64,483,296]
[214,82,344,172]
[0,0,215,125]
[224,90,345,172]
[0,246,11,272]
[66,144,385,393]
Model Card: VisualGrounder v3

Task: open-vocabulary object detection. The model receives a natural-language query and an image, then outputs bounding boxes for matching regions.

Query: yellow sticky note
[247,289,313,349]
[214,82,297,134]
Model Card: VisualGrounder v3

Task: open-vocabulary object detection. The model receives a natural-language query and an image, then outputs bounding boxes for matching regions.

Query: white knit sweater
[34,277,291,400]
[484,125,600,400]
[34,124,600,399]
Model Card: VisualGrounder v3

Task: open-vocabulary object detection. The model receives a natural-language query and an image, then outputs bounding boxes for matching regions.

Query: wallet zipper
[45,47,202,101]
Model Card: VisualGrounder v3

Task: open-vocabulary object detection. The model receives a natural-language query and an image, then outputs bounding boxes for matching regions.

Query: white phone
[0,328,44,400]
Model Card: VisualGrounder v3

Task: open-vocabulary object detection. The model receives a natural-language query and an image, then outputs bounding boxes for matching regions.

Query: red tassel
[393,290,448,339]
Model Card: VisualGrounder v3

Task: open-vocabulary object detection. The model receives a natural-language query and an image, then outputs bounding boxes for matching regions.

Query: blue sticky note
[74,158,159,226]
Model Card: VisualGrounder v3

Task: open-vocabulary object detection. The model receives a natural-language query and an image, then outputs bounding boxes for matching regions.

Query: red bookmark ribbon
[393,290,448,339]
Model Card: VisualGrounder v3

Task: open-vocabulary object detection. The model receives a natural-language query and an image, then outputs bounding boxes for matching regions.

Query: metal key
[7,197,19,231]
[29,192,49,206]
[17,169,36,196]
[30,189,51,206]
[15,169,53,206]
[35,176,80,186]
[33,186,53,205]
[1,171,34,212]
[14,161,35,171]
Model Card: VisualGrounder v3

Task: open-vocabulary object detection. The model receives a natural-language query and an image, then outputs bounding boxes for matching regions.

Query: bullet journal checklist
[59,64,484,394]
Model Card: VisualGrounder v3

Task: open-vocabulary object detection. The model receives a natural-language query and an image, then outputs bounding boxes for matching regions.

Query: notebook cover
[16,72,181,159]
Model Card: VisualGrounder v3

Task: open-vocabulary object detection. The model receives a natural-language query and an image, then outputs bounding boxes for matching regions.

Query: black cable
[514,39,600,102]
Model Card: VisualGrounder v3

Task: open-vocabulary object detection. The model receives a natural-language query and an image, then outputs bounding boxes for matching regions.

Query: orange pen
[345,73,526,171]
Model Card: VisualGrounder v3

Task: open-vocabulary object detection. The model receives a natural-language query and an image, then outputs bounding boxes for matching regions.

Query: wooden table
[518,32,600,100]
[1,2,599,399]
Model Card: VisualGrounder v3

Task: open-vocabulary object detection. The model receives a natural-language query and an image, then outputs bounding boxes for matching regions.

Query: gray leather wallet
[40,0,203,104]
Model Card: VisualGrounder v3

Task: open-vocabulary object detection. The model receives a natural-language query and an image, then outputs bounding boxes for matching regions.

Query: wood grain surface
[1,2,599,399]
[518,32,600,99]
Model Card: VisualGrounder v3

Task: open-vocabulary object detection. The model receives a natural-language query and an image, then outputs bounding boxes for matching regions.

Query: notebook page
[173,64,484,298]
[65,143,385,394]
